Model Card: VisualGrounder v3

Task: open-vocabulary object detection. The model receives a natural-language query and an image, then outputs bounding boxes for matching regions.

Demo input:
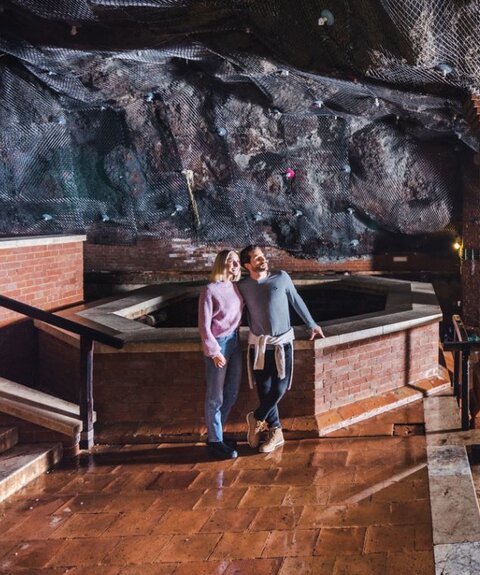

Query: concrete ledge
[0,443,63,503]
[0,377,91,439]
[0,234,86,249]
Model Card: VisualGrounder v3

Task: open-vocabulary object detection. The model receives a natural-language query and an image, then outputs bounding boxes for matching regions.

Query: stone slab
[427,446,480,545]
[0,443,62,503]
[424,395,461,434]
[434,541,480,575]
[0,426,18,454]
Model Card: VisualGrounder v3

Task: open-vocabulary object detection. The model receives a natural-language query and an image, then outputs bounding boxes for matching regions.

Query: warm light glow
[453,241,461,251]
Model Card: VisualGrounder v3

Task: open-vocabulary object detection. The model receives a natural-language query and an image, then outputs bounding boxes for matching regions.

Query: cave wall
[0,0,478,272]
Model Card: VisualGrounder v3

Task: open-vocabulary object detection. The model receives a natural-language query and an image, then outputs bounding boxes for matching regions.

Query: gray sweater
[238,270,317,337]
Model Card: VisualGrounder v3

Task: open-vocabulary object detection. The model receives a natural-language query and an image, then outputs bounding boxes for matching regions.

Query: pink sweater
[198,281,243,358]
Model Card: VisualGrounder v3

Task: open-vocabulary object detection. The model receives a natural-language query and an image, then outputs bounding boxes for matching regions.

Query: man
[238,245,325,453]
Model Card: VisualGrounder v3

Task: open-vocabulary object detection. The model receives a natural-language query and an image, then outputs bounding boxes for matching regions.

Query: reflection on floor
[0,400,434,575]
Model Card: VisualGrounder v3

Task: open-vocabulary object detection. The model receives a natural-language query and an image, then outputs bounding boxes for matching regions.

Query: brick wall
[84,237,457,285]
[0,236,86,326]
[461,160,480,326]
[37,321,439,426]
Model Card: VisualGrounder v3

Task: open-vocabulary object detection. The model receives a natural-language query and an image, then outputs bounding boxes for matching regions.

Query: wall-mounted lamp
[436,63,453,78]
[453,240,462,251]
[318,9,334,26]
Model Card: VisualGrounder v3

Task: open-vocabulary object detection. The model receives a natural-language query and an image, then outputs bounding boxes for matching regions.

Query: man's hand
[213,353,227,368]
[309,325,325,340]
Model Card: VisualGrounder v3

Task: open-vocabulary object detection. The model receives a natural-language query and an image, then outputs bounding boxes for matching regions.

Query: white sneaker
[246,411,267,448]
[259,428,285,453]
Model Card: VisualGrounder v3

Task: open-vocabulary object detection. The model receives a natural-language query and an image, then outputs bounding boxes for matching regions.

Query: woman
[198,249,243,460]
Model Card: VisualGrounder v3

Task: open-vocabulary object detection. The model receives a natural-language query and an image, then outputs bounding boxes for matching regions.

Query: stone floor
[0,401,434,575]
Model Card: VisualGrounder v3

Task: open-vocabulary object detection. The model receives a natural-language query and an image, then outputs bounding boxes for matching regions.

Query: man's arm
[283,272,325,339]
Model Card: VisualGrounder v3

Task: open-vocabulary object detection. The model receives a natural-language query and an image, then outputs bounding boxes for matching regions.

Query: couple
[198,245,325,460]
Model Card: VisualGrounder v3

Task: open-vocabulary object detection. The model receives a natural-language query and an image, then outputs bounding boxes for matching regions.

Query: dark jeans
[250,343,292,429]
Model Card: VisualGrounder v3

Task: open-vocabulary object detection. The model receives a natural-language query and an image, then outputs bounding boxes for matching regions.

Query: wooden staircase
[0,376,89,503]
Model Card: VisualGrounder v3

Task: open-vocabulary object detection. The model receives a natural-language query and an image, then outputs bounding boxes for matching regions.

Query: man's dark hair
[239,244,259,268]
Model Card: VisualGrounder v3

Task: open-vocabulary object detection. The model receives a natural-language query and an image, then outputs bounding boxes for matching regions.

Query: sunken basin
[35,276,443,440]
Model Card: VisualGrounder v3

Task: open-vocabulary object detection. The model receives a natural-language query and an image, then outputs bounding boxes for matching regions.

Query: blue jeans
[204,331,242,442]
[250,343,292,429]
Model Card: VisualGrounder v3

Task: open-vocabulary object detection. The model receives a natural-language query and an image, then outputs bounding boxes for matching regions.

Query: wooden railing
[443,314,480,430]
[0,294,124,449]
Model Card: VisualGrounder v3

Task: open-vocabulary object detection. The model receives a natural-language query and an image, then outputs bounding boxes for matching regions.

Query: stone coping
[0,235,87,249]
[36,276,442,353]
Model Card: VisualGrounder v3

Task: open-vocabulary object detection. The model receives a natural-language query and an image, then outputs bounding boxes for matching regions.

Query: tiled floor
[0,401,434,574]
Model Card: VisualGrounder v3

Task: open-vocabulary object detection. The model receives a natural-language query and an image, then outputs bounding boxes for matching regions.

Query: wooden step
[0,443,62,503]
[0,427,18,454]
[0,377,94,439]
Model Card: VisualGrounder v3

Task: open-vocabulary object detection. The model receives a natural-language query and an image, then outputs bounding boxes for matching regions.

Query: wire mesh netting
[0,0,478,257]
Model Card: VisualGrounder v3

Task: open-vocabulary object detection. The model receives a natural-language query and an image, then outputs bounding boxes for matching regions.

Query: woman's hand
[213,353,227,368]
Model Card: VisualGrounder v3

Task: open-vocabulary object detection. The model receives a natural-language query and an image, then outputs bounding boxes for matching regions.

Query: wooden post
[462,349,470,431]
[80,336,94,450]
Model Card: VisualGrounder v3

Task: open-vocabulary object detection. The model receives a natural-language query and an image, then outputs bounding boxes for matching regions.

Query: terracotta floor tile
[103,493,160,513]
[147,470,200,490]
[57,493,116,513]
[170,560,228,574]
[158,533,222,562]
[104,534,172,564]
[341,501,394,526]
[370,479,422,502]
[194,487,248,509]
[3,509,69,540]
[333,552,388,575]
[1,540,65,569]
[414,524,434,551]
[389,499,431,525]
[314,527,366,556]
[152,508,213,534]
[298,505,346,529]
[223,558,283,575]
[364,524,416,553]
[274,468,319,486]
[249,506,303,531]
[386,550,435,575]
[262,529,319,558]
[63,567,121,575]
[310,450,349,467]
[235,469,279,485]
[46,537,119,567]
[238,486,289,508]
[278,556,336,575]
[104,509,167,537]
[58,474,117,494]
[153,488,206,510]
[283,486,330,506]
[0,399,435,574]
[189,470,239,489]
[103,471,162,493]
[210,531,270,560]
[49,512,118,538]
[200,508,257,533]
[120,565,177,575]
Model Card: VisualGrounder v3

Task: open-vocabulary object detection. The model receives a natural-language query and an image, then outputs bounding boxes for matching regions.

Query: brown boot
[246,411,267,448]
[259,428,285,453]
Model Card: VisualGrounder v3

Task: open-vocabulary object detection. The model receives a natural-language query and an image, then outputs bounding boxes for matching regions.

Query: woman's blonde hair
[210,249,240,282]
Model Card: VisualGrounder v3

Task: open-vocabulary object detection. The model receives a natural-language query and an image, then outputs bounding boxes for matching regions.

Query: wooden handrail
[0,294,123,349]
[0,294,124,449]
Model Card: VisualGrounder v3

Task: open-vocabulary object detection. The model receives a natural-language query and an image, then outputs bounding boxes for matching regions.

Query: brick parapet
[0,235,85,325]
